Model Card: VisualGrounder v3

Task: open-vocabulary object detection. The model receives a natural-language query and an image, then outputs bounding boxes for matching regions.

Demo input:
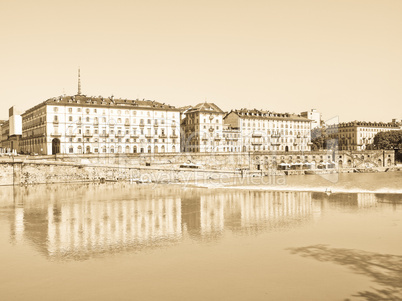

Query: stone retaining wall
[0,150,396,186]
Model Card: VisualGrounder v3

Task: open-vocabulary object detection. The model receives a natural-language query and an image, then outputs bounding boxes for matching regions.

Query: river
[0,172,401,300]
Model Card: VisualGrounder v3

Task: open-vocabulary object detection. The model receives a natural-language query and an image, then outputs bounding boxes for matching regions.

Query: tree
[310,127,337,150]
[372,130,402,150]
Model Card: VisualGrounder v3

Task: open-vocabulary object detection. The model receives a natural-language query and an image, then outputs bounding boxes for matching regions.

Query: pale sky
[1,0,401,123]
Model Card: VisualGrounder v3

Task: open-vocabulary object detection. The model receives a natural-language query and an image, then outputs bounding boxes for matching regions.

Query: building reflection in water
[0,183,396,260]
[311,192,378,210]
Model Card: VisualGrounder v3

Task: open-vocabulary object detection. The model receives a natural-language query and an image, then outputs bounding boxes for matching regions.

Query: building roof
[327,121,401,129]
[22,94,179,116]
[185,102,224,114]
[226,109,311,122]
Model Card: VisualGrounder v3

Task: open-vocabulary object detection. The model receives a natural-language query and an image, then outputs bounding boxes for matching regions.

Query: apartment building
[326,120,401,151]
[224,109,312,152]
[181,102,229,152]
[20,94,181,155]
[300,109,322,129]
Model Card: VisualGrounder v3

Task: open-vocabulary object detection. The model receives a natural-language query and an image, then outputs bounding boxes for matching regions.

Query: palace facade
[20,95,181,155]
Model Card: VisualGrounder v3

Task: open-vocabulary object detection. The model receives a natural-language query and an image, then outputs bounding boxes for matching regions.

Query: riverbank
[0,156,400,186]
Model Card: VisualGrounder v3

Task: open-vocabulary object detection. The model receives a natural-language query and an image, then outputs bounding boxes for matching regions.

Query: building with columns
[224,109,312,152]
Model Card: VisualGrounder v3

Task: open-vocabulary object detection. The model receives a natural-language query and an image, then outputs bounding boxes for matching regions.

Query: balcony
[252,142,262,145]
[202,137,209,141]
[53,120,59,125]
[252,133,262,138]
[124,123,130,127]
[116,133,125,137]
[139,123,145,127]
[171,124,177,128]
[159,134,167,138]
[154,123,159,127]
[214,137,221,141]
[209,127,214,132]
[100,133,109,137]
[130,134,139,138]
[83,133,93,137]
[297,135,301,138]
[271,134,281,138]
[271,142,281,146]
[66,133,76,137]
[50,133,62,137]
[145,134,153,138]
[170,134,178,138]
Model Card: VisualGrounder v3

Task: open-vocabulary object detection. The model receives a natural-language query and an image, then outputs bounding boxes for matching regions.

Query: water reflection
[0,184,398,260]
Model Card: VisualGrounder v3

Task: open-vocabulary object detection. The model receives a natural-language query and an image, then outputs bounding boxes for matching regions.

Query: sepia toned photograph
[0,1,401,300]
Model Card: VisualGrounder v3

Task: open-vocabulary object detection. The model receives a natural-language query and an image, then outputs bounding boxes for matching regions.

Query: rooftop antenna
[77,67,82,95]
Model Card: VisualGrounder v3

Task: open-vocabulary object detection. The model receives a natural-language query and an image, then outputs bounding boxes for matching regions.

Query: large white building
[224,109,312,152]
[20,93,181,155]
[326,120,401,151]
[300,109,321,129]
[180,103,242,152]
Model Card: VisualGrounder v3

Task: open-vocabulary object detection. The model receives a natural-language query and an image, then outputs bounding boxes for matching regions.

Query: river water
[0,172,401,301]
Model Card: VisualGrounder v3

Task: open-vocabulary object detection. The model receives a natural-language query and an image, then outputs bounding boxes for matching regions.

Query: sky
[1,0,401,123]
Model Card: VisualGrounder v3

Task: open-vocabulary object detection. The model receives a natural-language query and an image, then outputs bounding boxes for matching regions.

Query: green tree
[372,130,402,150]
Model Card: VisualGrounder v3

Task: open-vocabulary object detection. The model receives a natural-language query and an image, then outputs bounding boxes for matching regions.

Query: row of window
[67,145,177,154]
[55,115,176,124]
[66,137,177,144]
[55,107,177,118]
